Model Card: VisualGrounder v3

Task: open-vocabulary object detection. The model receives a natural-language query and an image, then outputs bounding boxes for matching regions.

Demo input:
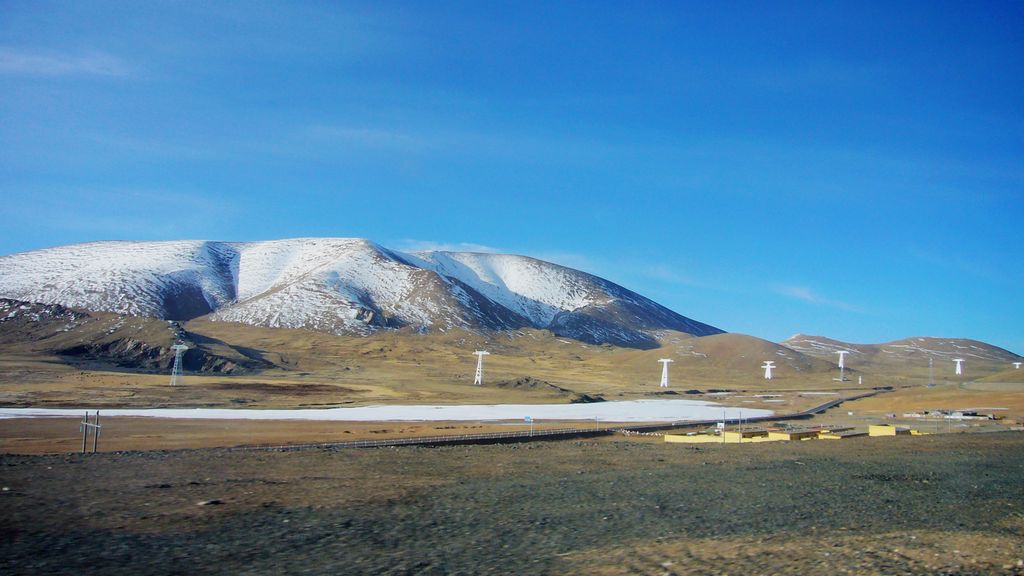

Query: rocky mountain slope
[0,298,276,374]
[0,238,723,348]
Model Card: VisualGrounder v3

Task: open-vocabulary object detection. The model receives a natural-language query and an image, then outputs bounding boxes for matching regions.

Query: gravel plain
[2,432,1023,575]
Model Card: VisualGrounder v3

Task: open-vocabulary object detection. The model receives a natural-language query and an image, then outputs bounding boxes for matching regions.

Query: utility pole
[79,411,101,454]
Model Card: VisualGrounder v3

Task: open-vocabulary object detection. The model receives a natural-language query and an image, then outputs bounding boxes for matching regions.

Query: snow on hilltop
[0,238,723,348]
[782,334,1021,365]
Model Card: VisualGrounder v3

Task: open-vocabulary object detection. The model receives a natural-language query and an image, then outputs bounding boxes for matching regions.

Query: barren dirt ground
[0,417,598,453]
[2,384,1019,454]
[0,387,861,454]
[2,432,1023,575]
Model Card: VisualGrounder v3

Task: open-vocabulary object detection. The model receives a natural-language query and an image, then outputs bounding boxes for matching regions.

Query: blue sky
[1,1,1022,353]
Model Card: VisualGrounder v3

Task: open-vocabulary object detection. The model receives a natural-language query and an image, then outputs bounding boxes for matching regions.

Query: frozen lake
[0,400,772,423]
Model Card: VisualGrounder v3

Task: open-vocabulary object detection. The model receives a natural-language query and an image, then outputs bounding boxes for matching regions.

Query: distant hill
[599,333,839,388]
[0,238,723,349]
[0,297,1020,408]
[783,334,1021,378]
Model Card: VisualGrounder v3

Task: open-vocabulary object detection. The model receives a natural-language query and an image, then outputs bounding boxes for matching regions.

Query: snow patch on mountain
[783,334,1020,364]
[413,251,597,326]
[0,241,238,320]
[0,238,723,347]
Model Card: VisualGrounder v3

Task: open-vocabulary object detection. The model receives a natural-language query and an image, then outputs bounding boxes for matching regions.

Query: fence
[233,391,880,453]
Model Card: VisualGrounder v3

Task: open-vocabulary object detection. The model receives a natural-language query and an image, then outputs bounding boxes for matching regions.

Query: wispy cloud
[529,251,596,271]
[305,125,424,152]
[746,58,879,93]
[392,242,600,272]
[774,284,861,312]
[84,132,216,160]
[0,187,236,239]
[906,246,1004,283]
[0,48,130,77]
[295,122,622,164]
[395,240,505,254]
[640,264,705,287]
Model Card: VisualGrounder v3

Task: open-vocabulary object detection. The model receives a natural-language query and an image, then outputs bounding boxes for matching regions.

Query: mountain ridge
[783,333,1019,361]
[782,334,1021,377]
[1,296,1018,389]
[0,238,723,349]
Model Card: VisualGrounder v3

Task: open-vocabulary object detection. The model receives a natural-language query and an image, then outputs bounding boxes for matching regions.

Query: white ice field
[0,399,772,423]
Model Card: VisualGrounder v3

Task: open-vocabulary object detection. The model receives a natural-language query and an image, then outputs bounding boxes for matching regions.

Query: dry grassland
[2,320,1020,454]
[0,322,892,411]
[0,417,590,454]
[2,432,1022,575]
[845,381,1024,416]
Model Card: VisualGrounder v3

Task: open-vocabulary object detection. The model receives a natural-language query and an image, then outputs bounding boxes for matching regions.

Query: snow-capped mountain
[0,238,723,348]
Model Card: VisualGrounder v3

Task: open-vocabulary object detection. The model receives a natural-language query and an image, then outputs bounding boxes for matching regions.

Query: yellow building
[665,426,885,445]
[664,433,726,444]
[664,429,776,444]
[721,429,770,442]
[868,424,911,437]
[819,430,868,440]
[767,429,821,441]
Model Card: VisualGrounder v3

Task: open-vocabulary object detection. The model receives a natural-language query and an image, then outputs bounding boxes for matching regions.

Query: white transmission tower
[835,351,849,382]
[658,358,673,388]
[762,361,775,380]
[953,358,965,376]
[170,343,188,386]
[473,351,490,385]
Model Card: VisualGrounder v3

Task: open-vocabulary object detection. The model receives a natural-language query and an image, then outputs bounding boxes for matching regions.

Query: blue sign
[524,416,532,423]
